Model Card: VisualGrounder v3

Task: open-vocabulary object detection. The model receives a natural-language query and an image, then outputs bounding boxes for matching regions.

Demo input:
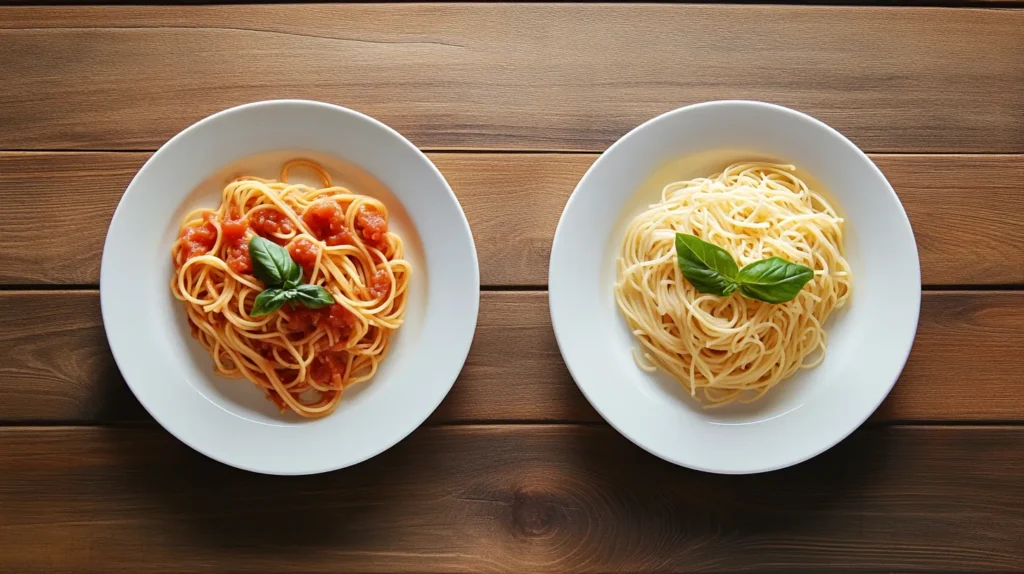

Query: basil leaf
[674,233,739,296]
[282,256,303,290]
[249,236,299,288]
[736,257,814,304]
[290,284,336,309]
[250,288,290,317]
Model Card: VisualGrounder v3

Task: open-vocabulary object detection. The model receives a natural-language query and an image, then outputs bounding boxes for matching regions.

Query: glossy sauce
[177,200,389,276]
[250,209,294,242]
[220,211,251,274]
[286,304,359,386]
[175,213,217,265]
[368,269,391,299]
[354,205,388,249]
[285,304,355,336]
[303,199,356,247]
[287,238,320,276]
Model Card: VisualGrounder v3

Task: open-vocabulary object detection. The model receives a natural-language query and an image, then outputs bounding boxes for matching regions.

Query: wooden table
[1,3,1023,572]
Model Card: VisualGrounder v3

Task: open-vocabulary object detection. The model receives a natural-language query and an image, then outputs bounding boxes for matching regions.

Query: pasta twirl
[614,162,851,407]
[172,160,410,418]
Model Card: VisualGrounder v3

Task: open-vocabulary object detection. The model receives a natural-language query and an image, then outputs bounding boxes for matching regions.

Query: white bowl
[549,101,920,474]
[101,100,479,475]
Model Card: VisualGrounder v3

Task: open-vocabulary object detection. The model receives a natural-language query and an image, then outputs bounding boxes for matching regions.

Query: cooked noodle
[614,162,851,407]
[172,160,410,418]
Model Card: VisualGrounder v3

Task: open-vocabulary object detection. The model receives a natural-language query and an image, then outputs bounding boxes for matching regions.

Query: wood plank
[3,0,1021,5]
[2,152,1023,287]
[0,425,1020,572]
[871,155,1024,287]
[2,290,1021,424]
[1,5,1022,152]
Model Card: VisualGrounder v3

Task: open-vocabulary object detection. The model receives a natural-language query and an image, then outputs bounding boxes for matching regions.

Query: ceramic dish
[101,100,479,475]
[549,101,920,474]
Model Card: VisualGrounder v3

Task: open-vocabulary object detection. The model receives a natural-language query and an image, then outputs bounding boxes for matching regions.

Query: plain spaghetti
[614,162,851,407]
[172,160,410,418]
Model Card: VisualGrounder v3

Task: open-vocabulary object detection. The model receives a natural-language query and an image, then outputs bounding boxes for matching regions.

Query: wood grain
[3,0,1021,6]
[1,5,1022,152]
[2,290,1021,424]
[0,425,1021,573]
[2,152,1023,287]
[0,5,1020,572]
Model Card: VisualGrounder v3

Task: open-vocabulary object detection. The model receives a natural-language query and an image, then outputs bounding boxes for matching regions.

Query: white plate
[101,100,479,475]
[549,101,920,474]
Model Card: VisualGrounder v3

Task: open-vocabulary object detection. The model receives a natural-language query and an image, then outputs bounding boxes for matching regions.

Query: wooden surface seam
[1,5,1023,152]
[1,425,1021,572]
[2,290,1022,424]
[2,152,1023,286]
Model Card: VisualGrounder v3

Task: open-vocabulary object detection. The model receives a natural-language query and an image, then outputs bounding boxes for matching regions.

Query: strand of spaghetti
[614,162,851,407]
[171,160,410,418]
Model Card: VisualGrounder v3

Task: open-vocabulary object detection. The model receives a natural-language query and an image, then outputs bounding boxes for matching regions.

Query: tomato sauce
[287,238,320,276]
[177,209,300,275]
[308,308,357,383]
[354,205,389,249]
[285,303,356,337]
[285,307,319,335]
[175,213,218,265]
[309,351,346,386]
[252,339,277,361]
[368,269,391,299]
[220,211,251,274]
[325,303,357,330]
[250,209,294,243]
[302,199,355,246]
[284,303,358,385]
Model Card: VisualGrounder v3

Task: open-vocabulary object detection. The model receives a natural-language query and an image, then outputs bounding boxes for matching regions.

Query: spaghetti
[172,160,410,418]
[614,162,851,407]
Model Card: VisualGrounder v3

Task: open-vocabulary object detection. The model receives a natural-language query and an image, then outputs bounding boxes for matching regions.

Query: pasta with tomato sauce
[172,159,410,418]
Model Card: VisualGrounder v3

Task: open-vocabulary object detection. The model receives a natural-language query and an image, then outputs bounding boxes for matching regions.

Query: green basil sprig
[674,233,813,304]
[250,234,302,290]
[674,233,740,297]
[248,236,335,317]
